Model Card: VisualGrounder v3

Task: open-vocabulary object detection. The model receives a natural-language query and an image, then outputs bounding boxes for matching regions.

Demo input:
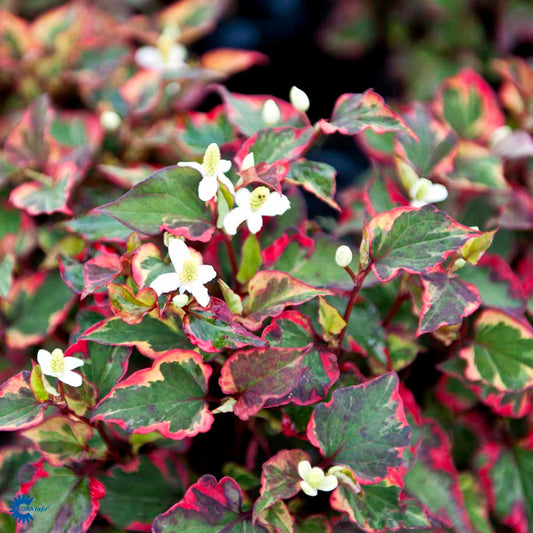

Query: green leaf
[218,279,243,315]
[319,90,416,138]
[64,212,133,242]
[92,351,213,440]
[99,454,184,530]
[21,416,97,466]
[254,449,309,518]
[318,296,346,339]
[286,159,340,210]
[417,271,480,336]
[183,299,267,353]
[131,242,175,288]
[262,311,316,348]
[58,255,84,294]
[0,447,40,505]
[257,500,294,533]
[330,481,430,531]
[16,462,104,533]
[244,270,332,329]
[0,254,14,298]
[108,284,157,325]
[220,345,339,420]
[458,309,533,392]
[237,234,262,283]
[100,166,215,242]
[460,474,494,533]
[6,270,74,349]
[367,205,479,282]
[308,373,411,483]
[152,475,268,532]
[83,314,190,359]
[0,371,46,431]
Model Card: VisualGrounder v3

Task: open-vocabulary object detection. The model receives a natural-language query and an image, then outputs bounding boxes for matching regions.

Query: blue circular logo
[9,494,34,524]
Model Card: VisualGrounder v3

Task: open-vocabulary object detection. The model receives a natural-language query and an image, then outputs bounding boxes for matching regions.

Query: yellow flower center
[250,186,270,211]
[180,259,198,284]
[306,469,324,488]
[157,35,174,62]
[50,349,65,375]
[203,143,221,177]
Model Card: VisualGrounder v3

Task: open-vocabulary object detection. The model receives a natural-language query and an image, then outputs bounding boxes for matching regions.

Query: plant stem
[224,235,239,281]
[382,291,409,329]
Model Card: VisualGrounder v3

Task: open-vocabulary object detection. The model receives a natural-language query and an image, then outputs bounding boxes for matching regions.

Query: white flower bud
[335,245,353,267]
[100,111,121,132]
[262,99,281,125]
[290,86,310,112]
[241,152,255,171]
[172,294,189,308]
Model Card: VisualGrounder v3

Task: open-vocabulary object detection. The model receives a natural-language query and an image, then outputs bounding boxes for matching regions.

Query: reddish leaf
[81,252,122,299]
[219,345,339,420]
[238,161,285,192]
[108,284,157,325]
[200,48,268,75]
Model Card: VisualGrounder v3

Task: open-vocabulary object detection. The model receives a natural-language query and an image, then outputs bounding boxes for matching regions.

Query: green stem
[24,168,51,185]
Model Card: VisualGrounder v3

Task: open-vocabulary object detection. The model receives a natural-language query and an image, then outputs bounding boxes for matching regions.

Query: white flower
[135,37,187,73]
[262,99,281,125]
[290,86,310,112]
[150,237,216,307]
[335,245,353,267]
[409,178,448,207]
[178,143,235,202]
[298,460,338,497]
[37,348,84,388]
[100,111,121,132]
[223,186,290,235]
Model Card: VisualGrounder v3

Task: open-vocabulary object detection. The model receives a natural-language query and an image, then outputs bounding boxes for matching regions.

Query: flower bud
[335,245,353,267]
[100,110,121,132]
[241,152,255,171]
[203,143,221,177]
[172,294,189,308]
[262,99,281,125]
[290,86,310,112]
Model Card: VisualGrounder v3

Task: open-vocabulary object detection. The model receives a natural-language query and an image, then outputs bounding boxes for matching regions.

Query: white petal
[223,207,248,235]
[190,283,210,307]
[219,159,232,174]
[234,188,251,207]
[410,199,426,208]
[197,264,217,284]
[218,174,235,195]
[177,161,205,177]
[300,481,318,497]
[168,238,190,271]
[37,350,52,375]
[260,192,291,216]
[426,184,448,203]
[63,357,84,371]
[198,177,219,201]
[318,475,339,492]
[150,273,181,296]
[246,212,263,234]
[135,46,164,70]
[167,44,187,66]
[298,460,312,479]
[60,370,82,388]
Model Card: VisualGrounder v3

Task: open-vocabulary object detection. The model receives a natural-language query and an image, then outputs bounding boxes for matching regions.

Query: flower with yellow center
[150,237,216,307]
[37,348,84,388]
[297,461,338,497]
[135,26,187,73]
[409,177,448,207]
[223,185,291,235]
[178,143,235,202]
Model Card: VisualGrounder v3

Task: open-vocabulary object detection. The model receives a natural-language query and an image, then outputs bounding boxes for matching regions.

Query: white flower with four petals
[297,460,338,497]
[37,348,84,388]
[150,237,216,307]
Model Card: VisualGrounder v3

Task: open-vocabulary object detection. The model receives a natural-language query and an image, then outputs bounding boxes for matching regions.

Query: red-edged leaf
[131,242,175,288]
[417,270,481,336]
[215,85,310,136]
[307,373,411,484]
[0,371,46,431]
[99,166,215,242]
[82,314,190,359]
[253,449,310,518]
[200,48,268,75]
[15,460,105,533]
[152,475,268,532]
[242,270,333,329]
[435,68,505,142]
[476,441,533,533]
[108,284,157,325]
[403,418,473,532]
[319,90,416,138]
[238,161,285,192]
[262,311,316,348]
[81,252,122,299]
[98,453,185,531]
[219,345,339,420]
[183,298,267,353]
[458,309,533,393]
[91,350,213,440]
[367,205,480,282]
